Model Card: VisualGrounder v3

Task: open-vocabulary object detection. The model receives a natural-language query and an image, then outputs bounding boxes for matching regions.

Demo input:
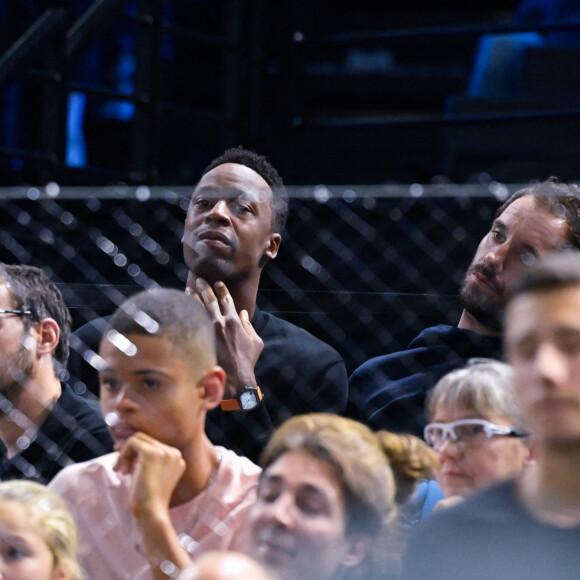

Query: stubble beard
[0,343,35,415]
[459,272,504,333]
[184,239,247,288]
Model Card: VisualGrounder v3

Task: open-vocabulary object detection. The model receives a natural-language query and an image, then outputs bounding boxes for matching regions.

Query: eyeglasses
[0,309,32,316]
[424,418,528,450]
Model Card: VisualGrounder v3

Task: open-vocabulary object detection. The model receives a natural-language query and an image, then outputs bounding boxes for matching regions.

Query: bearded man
[0,264,112,482]
[348,178,580,436]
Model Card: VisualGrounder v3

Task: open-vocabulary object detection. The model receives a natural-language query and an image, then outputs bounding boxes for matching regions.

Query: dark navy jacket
[348,324,502,436]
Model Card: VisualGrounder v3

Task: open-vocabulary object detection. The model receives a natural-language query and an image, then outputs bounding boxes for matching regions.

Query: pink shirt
[50,447,260,580]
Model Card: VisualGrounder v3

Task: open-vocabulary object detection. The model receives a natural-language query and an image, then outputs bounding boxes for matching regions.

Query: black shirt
[0,383,114,483]
[205,308,348,461]
[348,324,503,436]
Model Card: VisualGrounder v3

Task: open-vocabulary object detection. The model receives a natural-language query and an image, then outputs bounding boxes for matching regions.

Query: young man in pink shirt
[50,288,260,580]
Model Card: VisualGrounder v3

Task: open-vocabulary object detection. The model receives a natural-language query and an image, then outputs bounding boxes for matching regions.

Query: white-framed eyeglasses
[424,418,528,450]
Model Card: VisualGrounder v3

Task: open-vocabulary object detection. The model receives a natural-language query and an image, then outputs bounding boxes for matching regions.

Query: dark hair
[105,288,217,375]
[496,177,580,249]
[506,250,580,304]
[202,146,289,233]
[0,264,71,374]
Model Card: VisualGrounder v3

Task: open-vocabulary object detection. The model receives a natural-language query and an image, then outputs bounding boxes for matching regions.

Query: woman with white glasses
[424,358,533,505]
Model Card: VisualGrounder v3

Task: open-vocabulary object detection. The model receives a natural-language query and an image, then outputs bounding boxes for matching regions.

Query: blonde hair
[262,414,395,536]
[376,431,438,505]
[0,481,82,580]
[427,358,523,428]
[261,414,406,580]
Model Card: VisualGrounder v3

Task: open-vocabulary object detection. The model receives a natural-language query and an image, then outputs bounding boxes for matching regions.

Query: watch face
[240,390,259,410]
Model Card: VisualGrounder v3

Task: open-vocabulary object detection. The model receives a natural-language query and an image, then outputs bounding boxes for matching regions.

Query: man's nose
[109,384,139,413]
[533,341,570,388]
[205,200,231,224]
[267,494,294,528]
[483,243,509,271]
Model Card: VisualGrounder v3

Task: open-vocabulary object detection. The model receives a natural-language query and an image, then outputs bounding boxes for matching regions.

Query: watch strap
[220,397,241,411]
[221,386,263,411]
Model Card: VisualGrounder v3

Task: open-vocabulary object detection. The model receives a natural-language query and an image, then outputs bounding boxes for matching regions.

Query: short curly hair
[203,146,289,234]
[427,358,524,429]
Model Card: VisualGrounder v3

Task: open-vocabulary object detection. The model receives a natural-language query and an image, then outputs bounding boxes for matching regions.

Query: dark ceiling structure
[2,0,580,187]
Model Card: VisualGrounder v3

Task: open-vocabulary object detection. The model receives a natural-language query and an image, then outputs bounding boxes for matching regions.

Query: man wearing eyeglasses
[349,177,580,437]
[403,252,580,580]
[0,264,113,483]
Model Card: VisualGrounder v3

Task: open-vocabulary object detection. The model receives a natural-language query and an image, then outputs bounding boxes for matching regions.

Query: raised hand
[187,278,264,399]
[114,431,186,518]
[114,432,192,578]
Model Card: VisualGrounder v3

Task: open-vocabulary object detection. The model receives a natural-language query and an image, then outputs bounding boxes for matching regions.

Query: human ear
[199,366,226,410]
[340,534,372,568]
[522,437,538,468]
[263,233,281,261]
[33,318,60,358]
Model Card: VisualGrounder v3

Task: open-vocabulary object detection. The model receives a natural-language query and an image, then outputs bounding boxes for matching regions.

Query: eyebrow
[99,368,170,379]
[554,326,580,338]
[194,185,249,197]
[193,185,265,203]
[260,474,329,499]
[491,218,507,231]
[260,473,281,485]
[0,533,27,544]
[133,369,170,378]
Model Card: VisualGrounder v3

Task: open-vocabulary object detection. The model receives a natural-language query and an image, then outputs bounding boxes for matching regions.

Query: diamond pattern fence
[0,182,510,398]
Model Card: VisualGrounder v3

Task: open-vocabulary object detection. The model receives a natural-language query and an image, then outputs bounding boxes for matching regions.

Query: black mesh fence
[0,181,525,499]
[0,183,507,393]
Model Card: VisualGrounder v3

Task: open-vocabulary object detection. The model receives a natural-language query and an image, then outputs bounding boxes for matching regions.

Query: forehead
[264,451,343,495]
[495,195,567,248]
[432,403,503,423]
[506,285,580,340]
[99,332,184,370]
[0,500,28,529]
[195,163,273,203]
[0,284,13,307]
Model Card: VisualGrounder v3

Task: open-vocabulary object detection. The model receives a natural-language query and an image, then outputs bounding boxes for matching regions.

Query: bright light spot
[106,330,137,356]
[105,412,120,427]
[45,182,60,197]
[136,186,151,201]
[410,183,424,197]
[314,185,331,203]
[133,310,159,334]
